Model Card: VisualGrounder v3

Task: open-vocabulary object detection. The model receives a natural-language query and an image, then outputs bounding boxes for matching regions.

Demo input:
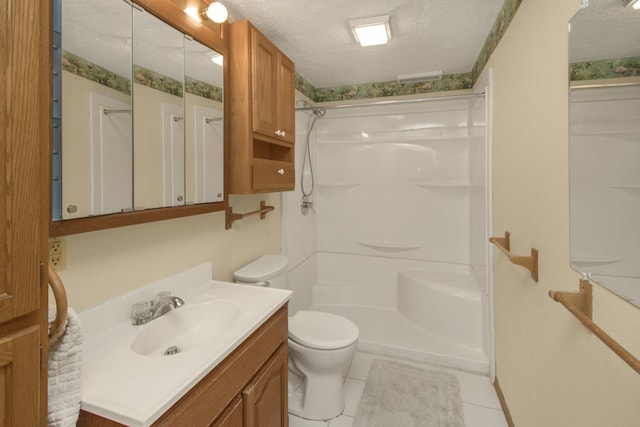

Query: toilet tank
[233,255,288,289]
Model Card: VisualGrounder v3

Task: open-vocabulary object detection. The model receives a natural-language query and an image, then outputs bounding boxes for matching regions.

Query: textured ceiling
[221,0,505,88]
[569,0,640,63]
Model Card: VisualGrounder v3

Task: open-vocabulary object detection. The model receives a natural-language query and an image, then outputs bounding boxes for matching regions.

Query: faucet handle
[132,301,152,325]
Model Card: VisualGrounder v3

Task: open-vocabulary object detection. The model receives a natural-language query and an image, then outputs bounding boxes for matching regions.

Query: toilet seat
[289,311,359,350]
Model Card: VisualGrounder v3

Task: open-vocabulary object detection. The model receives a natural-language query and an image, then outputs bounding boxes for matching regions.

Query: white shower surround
[570,85,640,306]
[283,94,490,374]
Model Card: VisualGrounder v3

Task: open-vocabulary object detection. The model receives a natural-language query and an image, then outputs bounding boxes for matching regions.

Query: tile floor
[289,351,508,427]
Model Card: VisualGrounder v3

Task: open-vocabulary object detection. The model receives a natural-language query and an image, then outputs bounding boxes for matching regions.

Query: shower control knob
[277,168,285,175]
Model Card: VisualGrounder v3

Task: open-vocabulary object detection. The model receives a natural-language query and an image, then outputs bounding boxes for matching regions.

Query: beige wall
[58,193,280,310]
[482,0,640,425]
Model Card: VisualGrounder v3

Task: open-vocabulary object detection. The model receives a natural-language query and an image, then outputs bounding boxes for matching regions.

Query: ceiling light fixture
[205,2,229,23]
[349,15,391,47]
[184,2,229,24]
[623,0,640,9]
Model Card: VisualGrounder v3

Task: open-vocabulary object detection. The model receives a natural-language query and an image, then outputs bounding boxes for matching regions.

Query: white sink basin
[130,299,242,357]
[79,263,291,427]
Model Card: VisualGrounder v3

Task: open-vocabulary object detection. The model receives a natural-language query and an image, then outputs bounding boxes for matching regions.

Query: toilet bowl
[287,310,359,419]
[233,255,360,420]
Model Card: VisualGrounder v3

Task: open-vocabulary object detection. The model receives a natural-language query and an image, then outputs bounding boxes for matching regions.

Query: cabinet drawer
[252,161,294,191]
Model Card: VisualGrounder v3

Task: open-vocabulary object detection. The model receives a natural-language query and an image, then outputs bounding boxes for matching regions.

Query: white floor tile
[328,415,354,427]
[347,351,443,381]
[288,414,329,427]
[444,369,502,409]
[346,352,377,381]
[298,351,506,427]
[462,403,508,427]
[342,378,366,417]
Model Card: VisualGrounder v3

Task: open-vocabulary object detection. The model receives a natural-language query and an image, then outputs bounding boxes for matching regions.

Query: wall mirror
[51,0,227,236]
[568,0,640,307]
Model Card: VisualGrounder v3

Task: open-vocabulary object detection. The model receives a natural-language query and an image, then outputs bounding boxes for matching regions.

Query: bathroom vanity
[76,264,291,426]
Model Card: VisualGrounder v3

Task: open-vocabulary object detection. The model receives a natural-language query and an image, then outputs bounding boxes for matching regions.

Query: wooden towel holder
[48,263,68,349]
[489,231,539,282]
[225,201,274,229]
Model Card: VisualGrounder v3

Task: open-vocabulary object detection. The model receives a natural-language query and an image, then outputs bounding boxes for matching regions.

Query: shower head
[312,109,326,119]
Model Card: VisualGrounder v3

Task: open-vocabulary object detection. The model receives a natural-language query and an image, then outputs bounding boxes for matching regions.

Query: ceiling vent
[396,71,444,84]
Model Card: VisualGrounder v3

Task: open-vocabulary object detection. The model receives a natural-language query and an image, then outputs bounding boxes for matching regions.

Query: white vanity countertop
[78,263,291,426]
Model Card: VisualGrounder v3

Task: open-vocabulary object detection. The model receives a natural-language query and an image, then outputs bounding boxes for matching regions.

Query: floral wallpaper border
[294,0,524,103]
[570,57,640,81]
[470,0,523,83]
[133,65,183,97]
[61,52,223,101]
[311,74,474,103]
[185,77,223,102]
[62,51,131,95]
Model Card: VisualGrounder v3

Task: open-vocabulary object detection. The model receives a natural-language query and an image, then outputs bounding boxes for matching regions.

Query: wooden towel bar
[225,201,274,229]
[549,280,640,375]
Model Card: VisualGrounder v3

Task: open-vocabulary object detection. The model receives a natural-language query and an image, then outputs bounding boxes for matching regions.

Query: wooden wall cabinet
[1,0,51,424]
[228,20,296,194]
[78,305,289,427]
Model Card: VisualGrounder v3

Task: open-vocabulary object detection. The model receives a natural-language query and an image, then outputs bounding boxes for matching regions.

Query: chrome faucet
[132,291,185,325]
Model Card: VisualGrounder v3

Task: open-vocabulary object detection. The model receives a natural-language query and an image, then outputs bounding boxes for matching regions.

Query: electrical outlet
[49,238,66,271]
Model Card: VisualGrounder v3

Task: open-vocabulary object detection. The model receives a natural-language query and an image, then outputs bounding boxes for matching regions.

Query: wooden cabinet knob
[277,169,285,175]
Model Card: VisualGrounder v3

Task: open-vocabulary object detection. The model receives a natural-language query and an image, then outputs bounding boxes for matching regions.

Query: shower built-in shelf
[413,182,471,190]
[571,256,620,268]
[571,129,640,139]
[316,182,364,189]
[356,241,422,252]
[609,184,640,193]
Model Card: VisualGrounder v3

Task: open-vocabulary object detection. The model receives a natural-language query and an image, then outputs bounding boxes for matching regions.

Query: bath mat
[353,359,465,427]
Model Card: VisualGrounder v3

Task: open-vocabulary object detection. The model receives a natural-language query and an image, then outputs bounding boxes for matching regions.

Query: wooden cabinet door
[251,28,279,140]
[211,397,243,427]
[0,326,41,426]
[242,344,288,427]
[0,0,45,326]
[276,55,295,144]
[1,0,49,423]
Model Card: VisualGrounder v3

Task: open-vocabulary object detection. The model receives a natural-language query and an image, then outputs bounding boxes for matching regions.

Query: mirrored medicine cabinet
[51,0,228,236]
[568,0,640,307]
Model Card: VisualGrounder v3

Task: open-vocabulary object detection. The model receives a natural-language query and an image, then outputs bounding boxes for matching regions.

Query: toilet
[233,255,359,420]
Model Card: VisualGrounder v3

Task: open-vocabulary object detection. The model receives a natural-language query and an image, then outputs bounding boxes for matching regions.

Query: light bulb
[206,2,228,23]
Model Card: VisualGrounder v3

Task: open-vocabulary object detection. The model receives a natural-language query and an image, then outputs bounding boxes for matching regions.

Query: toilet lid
[233,255,288,282]
[289,311,359,350]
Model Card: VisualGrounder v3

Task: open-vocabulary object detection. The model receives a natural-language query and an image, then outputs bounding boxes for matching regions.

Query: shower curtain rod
[295,91,485,112]
[570,81,640,90]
